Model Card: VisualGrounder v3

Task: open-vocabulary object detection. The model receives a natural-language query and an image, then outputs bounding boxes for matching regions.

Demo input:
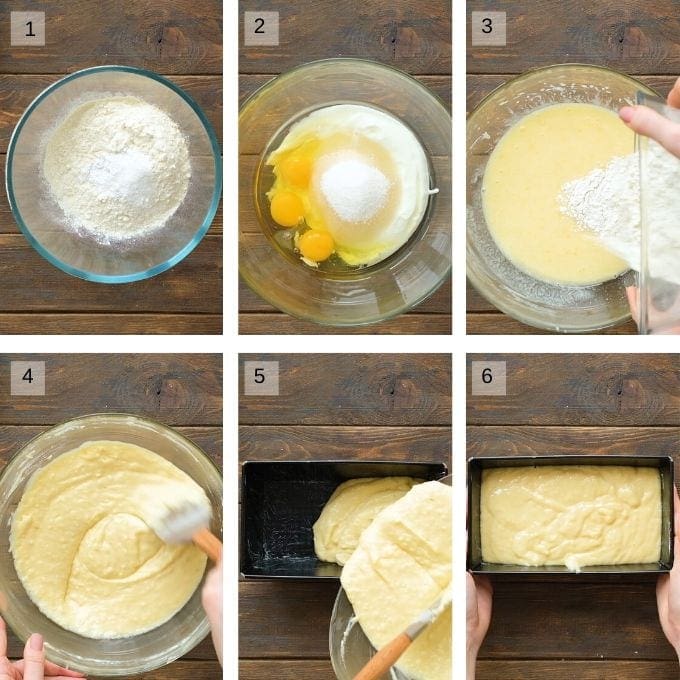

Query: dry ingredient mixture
[11,440,209,639]
[560,140,680,286]
[43,96,191,244]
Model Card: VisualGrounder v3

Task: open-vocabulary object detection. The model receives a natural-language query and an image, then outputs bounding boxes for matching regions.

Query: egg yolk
[298,230,334,262]
[271,191,304,228]
[279,156,312,188]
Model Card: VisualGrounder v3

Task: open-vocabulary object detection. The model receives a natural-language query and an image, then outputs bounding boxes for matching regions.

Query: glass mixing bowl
[6,66,222,283]
[240,58,451,326]
[467,64,659,332]
[329,587,411,680]
[0,413,223,676]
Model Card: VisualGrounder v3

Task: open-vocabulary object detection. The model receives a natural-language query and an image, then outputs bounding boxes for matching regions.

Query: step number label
[244,11,279,46]
[11,11,45,47]
[11,361,46,396]
[471,361,506,396]
[244,361,279,396]
[471,11,506,46]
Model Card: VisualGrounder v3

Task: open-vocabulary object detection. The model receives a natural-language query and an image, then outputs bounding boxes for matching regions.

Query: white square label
[244,11,279,47]
[244,361,279,396]
[471,361,506,396]
[11,11,45,47]
[471,11,507,47]
[11,361,46,396]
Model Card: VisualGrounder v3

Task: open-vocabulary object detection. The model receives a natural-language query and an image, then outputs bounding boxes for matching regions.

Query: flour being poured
[559,140,680,286]
[43,96,191,244]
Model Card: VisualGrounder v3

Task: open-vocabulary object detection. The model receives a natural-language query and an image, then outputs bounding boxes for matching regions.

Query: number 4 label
[10,361,46,396]
[244,361,280,396]
[471,11,507,47]
[471,361,507,396]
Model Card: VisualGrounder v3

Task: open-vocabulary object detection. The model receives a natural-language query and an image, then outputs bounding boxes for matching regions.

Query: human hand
[0,617,84,680]
[657,486,680,658]
[201,559,223,666]
[466,573,493,680]
[620,76,680,159]
[625,286,680,334]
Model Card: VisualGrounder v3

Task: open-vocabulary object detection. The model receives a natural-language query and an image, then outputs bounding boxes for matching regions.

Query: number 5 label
[244,361,280,396]
[471,361,507,396]
[471,11,507,47]
[11,361,46,396]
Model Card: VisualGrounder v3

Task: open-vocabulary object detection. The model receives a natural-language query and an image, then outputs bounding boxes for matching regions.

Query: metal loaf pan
[241,460,448,579]
[467,455,675,575]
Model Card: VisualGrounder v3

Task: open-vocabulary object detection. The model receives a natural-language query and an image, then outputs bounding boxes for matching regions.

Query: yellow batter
[482,103,631,285]
[10,440,209,639]
[481,466,661,571]
[313,477,421,565]
[341,481,451,680]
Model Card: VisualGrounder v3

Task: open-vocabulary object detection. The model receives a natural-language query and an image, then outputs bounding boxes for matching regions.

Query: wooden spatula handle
[353,632,412,680]
[192,527,223,562]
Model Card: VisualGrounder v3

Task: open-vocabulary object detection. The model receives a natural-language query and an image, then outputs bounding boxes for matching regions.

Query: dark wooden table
[0,1,222,334]
[466,0,680,334]
[239,353,452,679]
[0,353,223,679]
[239,0,452,334]
[468,353,680,679]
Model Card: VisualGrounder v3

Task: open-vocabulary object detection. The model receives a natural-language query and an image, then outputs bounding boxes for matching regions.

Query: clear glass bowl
[239,58,451,326]
[329,588,411,680]
[6,66,222,283]
[467,64,659,333]
[0,413,223,676]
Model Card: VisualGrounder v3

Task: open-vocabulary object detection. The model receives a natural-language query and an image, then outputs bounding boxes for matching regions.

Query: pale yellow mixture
[341,481,452,680]
[313,476,421,565]
[482,103,631,285]
[481,466,661,571]
[10,441,209,639]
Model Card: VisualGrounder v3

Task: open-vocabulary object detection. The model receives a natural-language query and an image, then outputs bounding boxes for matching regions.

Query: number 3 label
[471,11,507,46]
[244,361,280,396]
[471,361,507,396]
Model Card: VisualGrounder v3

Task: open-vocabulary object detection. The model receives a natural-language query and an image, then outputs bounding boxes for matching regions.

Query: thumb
[619,105,680,159]
[668,76,680,110]
[22,634,44,680]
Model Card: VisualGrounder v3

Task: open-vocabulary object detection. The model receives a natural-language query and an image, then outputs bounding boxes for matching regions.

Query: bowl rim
[238,57,452,326]
[0,412,223,676]
[5,64,223,284]
[466,62,661,333]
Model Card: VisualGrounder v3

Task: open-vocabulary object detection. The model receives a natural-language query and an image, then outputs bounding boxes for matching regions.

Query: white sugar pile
[320,158,390,223]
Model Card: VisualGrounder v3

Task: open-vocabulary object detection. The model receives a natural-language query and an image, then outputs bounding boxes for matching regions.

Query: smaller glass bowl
[6,66,222,283]
[240,58,451,327]
[329,587,411,680]
[0,413,223,676]
[467,64,659,333]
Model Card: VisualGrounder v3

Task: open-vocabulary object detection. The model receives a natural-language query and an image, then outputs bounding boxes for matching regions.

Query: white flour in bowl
[43,96,191,244]
[559,141,680,286]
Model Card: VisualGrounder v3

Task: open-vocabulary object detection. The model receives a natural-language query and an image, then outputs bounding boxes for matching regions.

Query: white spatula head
[154,500,212,544]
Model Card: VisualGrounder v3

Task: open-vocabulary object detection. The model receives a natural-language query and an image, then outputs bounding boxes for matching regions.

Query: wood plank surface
[239,0,451,335]
[239,354,451,674]
[0,0,223,334]
[239,0,451,75]
[468,353,680,678]
[466,0,680,75]
[0,354,222,678]
[0,2,222,75]
[240,354,452,426]
[467,354,680,426]
[466,2,680,334]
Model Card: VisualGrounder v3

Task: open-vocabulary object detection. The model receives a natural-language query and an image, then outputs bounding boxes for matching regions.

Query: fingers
[0,657,16,680]
[625,286,639,325]
[668,76,680,109]
[0,617,7,659]
[21,634,44,680]
[15,659,85,678]
[619,105,680,159]
[201,564,223,665]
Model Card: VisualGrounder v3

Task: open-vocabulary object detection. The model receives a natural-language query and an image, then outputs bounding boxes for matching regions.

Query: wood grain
[0,1,221,75]
[240,660,335,680]
[0,354,223,426]
[240,354,452,426]
[467,0,680,75]
[477,660,680,679]
[239,0,451,75]
[467,354,680,426]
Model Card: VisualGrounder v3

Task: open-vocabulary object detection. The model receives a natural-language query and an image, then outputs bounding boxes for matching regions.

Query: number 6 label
[471,11,507,47]
[471,361,507,396]
[244,361,280,396]
[11,361,46,396]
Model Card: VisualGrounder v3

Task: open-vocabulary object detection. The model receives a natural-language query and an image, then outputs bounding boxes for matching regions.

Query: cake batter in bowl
[467,64,659,332]
[0,413,222,676]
